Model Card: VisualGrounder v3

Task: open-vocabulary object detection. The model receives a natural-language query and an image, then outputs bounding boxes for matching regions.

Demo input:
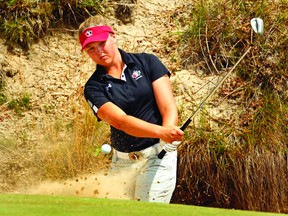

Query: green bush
[8,93,31,116]
[0,0,104,49]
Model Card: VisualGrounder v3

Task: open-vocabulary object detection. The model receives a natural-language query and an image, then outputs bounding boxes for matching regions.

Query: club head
[250,18,264,35]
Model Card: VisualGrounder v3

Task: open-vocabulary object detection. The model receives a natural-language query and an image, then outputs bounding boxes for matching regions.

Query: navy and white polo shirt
[84,49,170,152]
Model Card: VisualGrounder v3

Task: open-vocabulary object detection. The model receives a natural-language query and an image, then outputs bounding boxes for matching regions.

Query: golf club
[158,18,264,159]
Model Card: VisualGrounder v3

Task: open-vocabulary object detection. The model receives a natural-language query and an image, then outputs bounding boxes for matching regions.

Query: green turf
[0,194,284,216]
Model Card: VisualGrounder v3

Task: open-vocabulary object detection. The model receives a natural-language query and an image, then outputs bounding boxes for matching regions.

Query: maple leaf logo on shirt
[132,70,142,80]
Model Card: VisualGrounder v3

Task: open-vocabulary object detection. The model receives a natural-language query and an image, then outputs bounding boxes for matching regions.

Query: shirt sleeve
[84,79,109,120]
[146,54,171,82]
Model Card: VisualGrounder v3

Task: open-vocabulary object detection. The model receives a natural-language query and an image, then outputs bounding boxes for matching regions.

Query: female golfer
[79,15,183,203]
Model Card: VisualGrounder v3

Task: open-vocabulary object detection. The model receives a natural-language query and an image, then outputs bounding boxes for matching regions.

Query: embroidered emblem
[85,30,93,37]
[131,70,142,80]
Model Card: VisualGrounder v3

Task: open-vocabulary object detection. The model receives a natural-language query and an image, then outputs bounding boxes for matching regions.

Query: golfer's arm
[153,75,178,127]
[97,102,164,138]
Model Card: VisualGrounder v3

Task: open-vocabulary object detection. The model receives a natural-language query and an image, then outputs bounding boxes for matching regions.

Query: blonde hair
[78,15,111,36]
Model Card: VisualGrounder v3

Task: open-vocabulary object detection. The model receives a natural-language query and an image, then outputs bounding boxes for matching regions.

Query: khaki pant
[110,143,177,203]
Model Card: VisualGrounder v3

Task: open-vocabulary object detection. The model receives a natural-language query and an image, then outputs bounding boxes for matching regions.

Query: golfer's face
[84,35,116,66]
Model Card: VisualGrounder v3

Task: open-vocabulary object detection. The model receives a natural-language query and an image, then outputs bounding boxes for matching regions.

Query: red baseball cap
[79,25,114,50]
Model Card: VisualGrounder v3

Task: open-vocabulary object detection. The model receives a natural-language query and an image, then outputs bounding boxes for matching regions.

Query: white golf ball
[101,144,112,154]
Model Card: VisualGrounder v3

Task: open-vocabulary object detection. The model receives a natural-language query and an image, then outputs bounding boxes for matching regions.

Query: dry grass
[0,99,112,191]
[173,135,288,213]
[168,0,288,213]
[36,100,111,180]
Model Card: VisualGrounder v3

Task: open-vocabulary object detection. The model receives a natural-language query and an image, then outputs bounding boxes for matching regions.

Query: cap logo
[85,30,93,37]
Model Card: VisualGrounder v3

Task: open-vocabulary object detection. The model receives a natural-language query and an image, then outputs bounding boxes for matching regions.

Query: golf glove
[160,140,181,152]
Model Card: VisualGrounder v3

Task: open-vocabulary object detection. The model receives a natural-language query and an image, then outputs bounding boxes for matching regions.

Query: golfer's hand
[160,125,184,143]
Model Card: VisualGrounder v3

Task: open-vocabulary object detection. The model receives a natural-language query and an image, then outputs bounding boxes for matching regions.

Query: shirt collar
[95,49,135,80]
[118,49,135,66]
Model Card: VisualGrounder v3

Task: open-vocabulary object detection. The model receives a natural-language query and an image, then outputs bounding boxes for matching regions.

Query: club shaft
[157,46,252,159]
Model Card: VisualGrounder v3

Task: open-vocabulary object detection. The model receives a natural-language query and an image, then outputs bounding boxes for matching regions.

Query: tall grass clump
[0,0,104,50]
[168,0,288,213]
[37,101,111,180]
